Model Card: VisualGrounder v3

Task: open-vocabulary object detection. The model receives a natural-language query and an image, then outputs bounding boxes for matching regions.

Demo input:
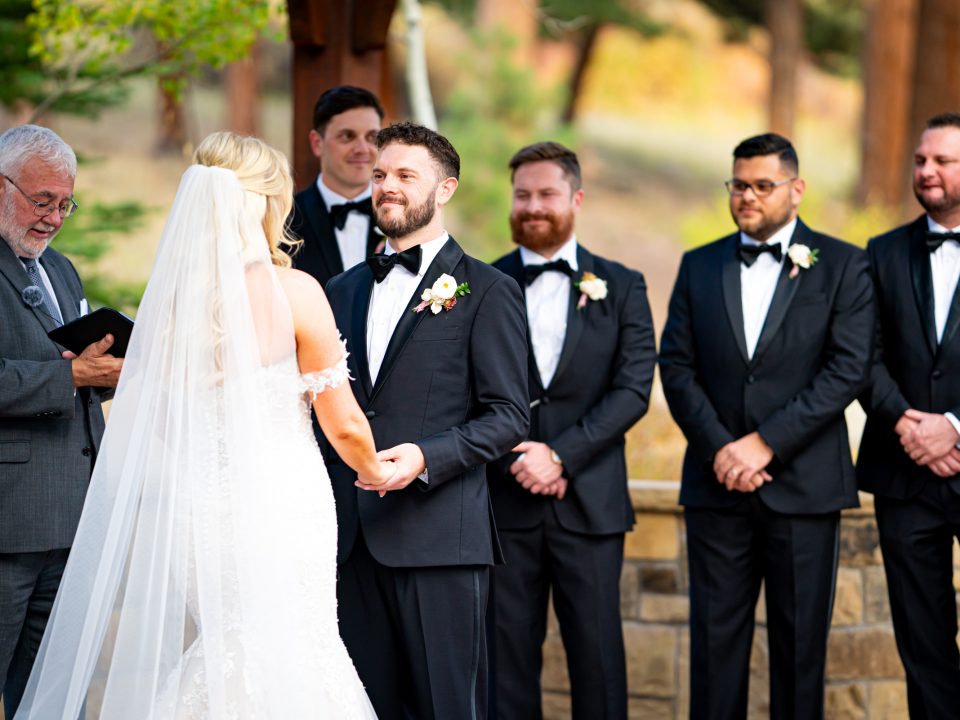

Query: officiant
[0,124,122,718]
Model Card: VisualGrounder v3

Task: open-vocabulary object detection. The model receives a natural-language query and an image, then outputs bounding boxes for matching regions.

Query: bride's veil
[15,163,318,718]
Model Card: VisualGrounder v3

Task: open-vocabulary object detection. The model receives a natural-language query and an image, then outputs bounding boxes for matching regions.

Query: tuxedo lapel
[550,246,592,386]
[909,218,939,356]
[350,271,375,400]
[498,250,544,392]
[751,221,806,365]
[303,184,345,277]
[0,242,60,332]
[721,235,750,364]
[368,237,465,403]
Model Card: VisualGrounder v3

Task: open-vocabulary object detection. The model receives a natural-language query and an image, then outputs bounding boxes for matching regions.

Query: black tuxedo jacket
[290,180,381,288]
[488,246,657,535]
[659,219,874,514]
[858,215,960,498]
[323,236,530,567]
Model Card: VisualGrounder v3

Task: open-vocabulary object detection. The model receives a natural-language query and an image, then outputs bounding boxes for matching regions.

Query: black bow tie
[329,198,373,230]
[523,259,574,286]
[925,231,960,252]
[366,246,422,283]
[738,242,783,267]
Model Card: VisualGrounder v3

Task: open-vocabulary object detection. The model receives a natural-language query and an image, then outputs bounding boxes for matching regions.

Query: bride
[14,132,393,719]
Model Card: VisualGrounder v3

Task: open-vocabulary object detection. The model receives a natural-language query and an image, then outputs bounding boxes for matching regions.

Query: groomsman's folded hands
[712,431,774,493]
[896,409,960,477]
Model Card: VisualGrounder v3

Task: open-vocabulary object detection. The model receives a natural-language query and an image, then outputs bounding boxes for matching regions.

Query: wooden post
[287,0,398,189]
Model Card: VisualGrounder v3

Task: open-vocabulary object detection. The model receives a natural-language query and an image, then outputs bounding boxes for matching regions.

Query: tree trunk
[856,0,919,207]
[904,0,960,204]
[561,23,600,125]
[155,79,189,156]
[226,39,262,137]
[401,0,437,129]
[764,0,802,138]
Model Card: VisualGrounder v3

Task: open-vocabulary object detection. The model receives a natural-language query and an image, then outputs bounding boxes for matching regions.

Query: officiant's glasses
[725,177,796,197]
[1,174,79,220]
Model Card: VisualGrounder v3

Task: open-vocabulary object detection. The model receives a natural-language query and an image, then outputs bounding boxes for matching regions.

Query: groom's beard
[375,188,437,240]
[510,208,575,255]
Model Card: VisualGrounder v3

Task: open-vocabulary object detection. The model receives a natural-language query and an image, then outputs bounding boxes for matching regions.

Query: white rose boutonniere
[786,244,819,279]
[574,271,608,309]
[413,273,471,314]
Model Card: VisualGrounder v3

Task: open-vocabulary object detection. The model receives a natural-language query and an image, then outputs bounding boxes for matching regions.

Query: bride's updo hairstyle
[192,131,299,267]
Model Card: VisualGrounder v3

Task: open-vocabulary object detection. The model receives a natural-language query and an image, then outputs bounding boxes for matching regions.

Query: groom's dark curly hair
[376,122,460,181]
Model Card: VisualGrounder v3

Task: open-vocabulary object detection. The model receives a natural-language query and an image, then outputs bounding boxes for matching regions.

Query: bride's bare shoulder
[275,266,324,301]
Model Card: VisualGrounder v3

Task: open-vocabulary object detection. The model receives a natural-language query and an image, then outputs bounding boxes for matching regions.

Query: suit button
[365,410,376,418]
[746,374,755,384]
[541,396,551,405]
[81,447,91,457]
[933,370,943,380]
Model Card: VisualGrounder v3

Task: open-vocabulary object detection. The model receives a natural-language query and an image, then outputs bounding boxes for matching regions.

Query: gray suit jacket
[0,240,106,552]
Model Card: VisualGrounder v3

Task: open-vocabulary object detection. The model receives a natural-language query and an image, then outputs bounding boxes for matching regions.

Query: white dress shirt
[927,216,960,438]
[366,232,448,384]
[317,176,372,272]
[520,235,578,387]
[740,218,796,359]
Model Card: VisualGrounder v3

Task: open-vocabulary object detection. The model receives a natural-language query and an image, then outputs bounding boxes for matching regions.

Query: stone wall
[540,480,960,719]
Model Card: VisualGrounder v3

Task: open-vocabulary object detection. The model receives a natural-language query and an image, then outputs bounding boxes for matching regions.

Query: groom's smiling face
[371,143,444,239]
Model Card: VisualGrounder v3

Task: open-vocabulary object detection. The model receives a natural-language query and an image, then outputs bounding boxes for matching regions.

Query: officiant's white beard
[0,191,58,259]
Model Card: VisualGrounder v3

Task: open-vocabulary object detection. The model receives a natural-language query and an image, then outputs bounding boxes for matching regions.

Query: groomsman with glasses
[858,112,960,718]
[660,133,874,719]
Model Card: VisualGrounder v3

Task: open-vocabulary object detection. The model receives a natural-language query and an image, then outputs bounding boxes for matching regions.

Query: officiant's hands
[65,333,123,388]
[356,443,426,497]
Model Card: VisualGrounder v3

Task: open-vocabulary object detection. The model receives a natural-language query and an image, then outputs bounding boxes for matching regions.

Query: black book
[48,307,134,358]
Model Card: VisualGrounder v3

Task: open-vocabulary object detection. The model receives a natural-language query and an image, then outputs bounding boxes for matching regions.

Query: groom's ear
[436,176,459,207]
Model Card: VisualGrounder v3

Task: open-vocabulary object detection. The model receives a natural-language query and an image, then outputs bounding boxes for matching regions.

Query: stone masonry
[539,480,960,719]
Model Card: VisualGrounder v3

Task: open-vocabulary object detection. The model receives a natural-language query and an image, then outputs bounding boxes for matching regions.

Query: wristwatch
[549,448,563,465]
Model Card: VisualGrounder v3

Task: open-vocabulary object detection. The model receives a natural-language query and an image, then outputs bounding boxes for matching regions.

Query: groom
[323,122,530,720]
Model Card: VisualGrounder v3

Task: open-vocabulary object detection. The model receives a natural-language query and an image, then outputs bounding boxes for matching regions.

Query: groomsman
[290,85,384,287]
[0,125,122,717]
[858,112,960,718]
[488,142,656,719]
[323,122,529,720]
[659,133,874,719]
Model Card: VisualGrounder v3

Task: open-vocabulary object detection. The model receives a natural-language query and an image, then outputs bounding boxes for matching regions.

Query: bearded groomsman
[290,85,385,287]
[487,142,656,719]
[858,112,960,718]
[659,133,874,719]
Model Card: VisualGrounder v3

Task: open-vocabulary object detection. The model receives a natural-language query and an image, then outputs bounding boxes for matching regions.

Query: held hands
[713,432,774,493]
[65,334,123,388]
[355,443,426,497]
[510,441,567,499]
[897,409,960,476]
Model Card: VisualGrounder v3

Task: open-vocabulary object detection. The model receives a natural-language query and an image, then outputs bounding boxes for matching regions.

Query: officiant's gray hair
[0,124,77,179]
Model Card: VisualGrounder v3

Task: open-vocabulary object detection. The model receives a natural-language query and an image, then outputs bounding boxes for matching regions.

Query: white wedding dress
[15,165,377,719]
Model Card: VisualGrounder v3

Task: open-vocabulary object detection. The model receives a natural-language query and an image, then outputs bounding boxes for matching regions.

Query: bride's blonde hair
[192,131,300,267]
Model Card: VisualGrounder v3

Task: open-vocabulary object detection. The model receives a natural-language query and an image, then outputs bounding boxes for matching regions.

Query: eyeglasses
[1,174,79,220]
[724,177,796,197]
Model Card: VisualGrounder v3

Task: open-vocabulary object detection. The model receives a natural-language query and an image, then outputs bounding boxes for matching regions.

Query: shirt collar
[926,215,960,234]
[385,231,449,278]
[316,175,372,209]
[740,217,796,254]
[519,233,579,271]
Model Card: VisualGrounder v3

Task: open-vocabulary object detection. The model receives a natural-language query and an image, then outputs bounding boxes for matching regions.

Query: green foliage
[54,198,148,314]
[440,30,574,260]
[21,0,283,118]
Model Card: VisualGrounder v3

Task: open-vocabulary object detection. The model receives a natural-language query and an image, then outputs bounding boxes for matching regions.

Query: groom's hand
[356,443,426,497]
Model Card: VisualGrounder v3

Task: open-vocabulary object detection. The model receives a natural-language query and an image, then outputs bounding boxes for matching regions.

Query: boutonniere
[21,285,44,309]
[574,271,608,309]
[786,244,819,279]
[413,273,471,314]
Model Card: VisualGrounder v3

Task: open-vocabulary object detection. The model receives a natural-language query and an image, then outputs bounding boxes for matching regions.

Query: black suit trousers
[874,484,960,720]
[337,532,490,720]
[685,498,840,720]
[492,508,627,720]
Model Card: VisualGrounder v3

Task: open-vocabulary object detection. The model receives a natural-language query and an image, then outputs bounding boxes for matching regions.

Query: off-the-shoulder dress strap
[300,338,351,399]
